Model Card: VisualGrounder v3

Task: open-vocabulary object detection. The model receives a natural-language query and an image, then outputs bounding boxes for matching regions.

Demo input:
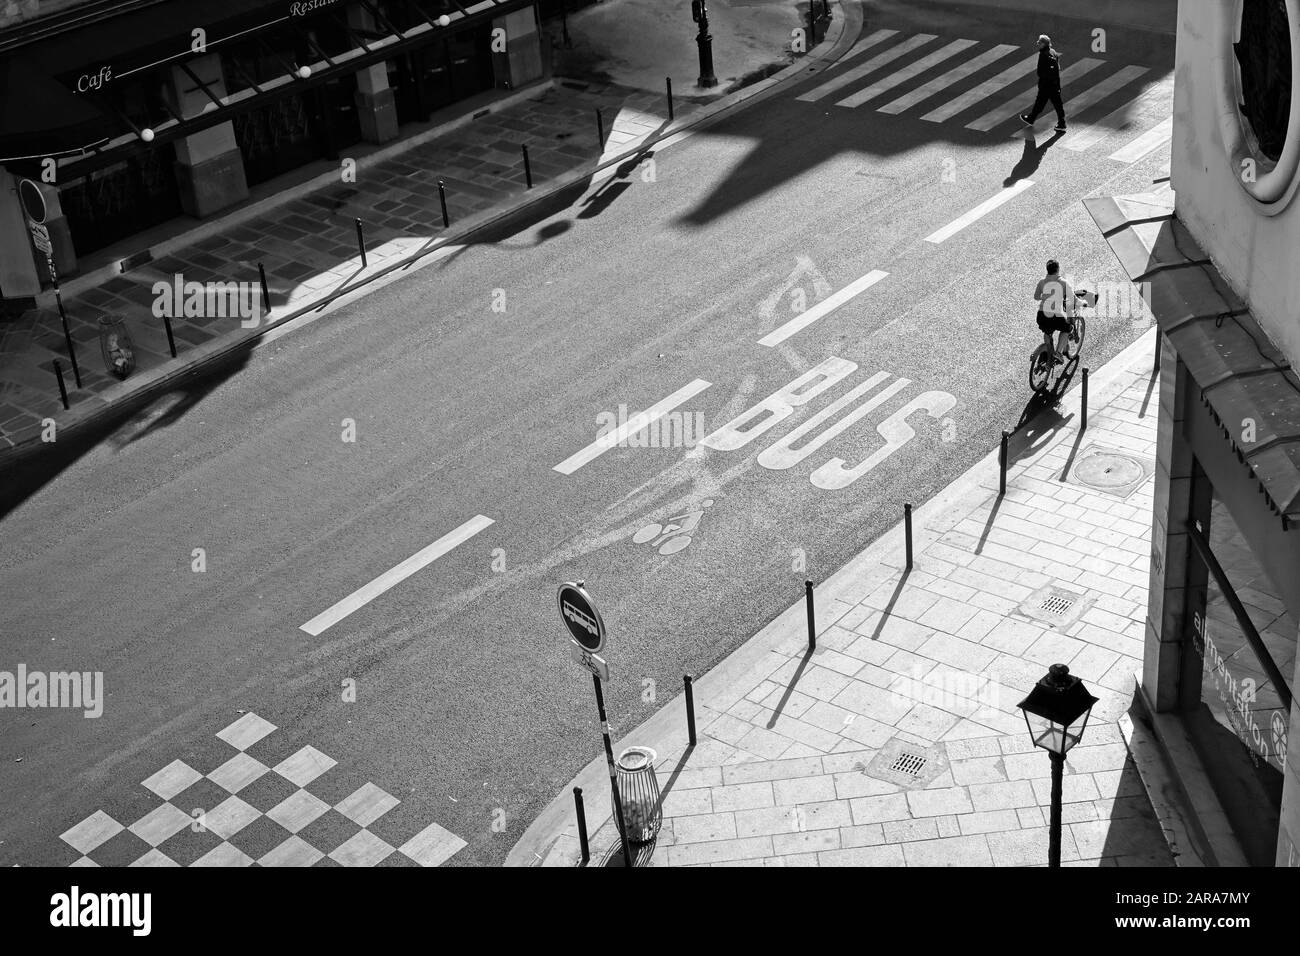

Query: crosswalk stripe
[797,33,938,103]
[920,53,1039,123]
[965,57,1106,131]
[1108,115,1174,163]
[878,43,1019,115]
[834,38,978,109]
[923,180,1033,244]
[1014,65,1150,137]
[1064,77,1174,151]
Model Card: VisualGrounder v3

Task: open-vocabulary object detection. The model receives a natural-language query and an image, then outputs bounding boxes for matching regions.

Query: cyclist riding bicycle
[1034,259,1076,365]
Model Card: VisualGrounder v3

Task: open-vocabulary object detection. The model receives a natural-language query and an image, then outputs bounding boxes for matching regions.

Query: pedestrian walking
[1020,34,1067,132]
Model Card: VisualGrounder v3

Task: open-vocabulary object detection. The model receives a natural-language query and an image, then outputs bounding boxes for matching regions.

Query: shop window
[1185,486,1293,865]
[61,153,182,256]
[1235,0,1292,162]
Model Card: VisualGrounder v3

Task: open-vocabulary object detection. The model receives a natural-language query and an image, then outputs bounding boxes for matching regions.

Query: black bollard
[667,77,674,122]
[53,359,69,410]
[808,3,816,47]
[1154,333,1162,373]
[596,108,605,148]
[905,502,913,571]
[684,674,697,746]
[258,262,271,316]
[805,579,816,653]
[1081,367,1089,432]
[163,314,176,358]
[999,430,1009,497]
[522,144,533,189]
[573,787,590,864]
[355,217,367,269]
[438,180,450,228]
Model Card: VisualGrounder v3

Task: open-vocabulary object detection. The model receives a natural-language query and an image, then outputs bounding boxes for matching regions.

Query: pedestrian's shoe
[1055,123,1067,132]
[1020,112,1032,125]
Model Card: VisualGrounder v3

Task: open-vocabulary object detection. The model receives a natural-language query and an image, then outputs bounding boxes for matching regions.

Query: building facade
[1090,0,1300,865]
[0,0,548,304]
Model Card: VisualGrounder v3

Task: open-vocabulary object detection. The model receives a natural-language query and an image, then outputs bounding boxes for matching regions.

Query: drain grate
[1040,594,1076,616]
[890,752,927,776]
[1017,584,1095,629]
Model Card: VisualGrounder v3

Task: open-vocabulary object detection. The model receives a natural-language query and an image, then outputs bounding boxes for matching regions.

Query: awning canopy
[1086,189,1300,523]
[0,57,114,163]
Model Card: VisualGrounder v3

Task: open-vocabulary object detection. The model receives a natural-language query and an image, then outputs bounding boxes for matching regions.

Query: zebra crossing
[799,30,1173,161]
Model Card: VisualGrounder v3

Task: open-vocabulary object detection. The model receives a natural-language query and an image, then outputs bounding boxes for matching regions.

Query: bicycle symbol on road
[633,499,715,555]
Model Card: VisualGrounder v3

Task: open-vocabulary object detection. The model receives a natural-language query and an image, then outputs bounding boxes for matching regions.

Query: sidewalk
[0,1,850,457]
[514,329,1178,867]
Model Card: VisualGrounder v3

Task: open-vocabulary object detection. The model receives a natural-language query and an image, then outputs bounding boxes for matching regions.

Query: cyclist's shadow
[1010,393,1075,462]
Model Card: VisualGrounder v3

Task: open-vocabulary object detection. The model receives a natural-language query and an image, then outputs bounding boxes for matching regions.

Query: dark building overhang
[1086,190,1300,526]
[2,0,533,176]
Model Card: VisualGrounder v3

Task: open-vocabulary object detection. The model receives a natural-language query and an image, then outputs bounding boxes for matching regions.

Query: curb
[0,3,861,469]
[504,325,1161,867]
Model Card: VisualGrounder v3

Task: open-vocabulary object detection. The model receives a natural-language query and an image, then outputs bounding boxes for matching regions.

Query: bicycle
[1029,289,1091,399]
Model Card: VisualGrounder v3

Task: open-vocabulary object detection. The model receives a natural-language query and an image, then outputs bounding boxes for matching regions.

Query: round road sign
[17,179,47,225]
[557,581,605,654]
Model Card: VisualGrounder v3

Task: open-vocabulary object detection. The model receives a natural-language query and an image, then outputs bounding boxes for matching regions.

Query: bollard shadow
[599,832,658,867]
[1138,358,1160,418]
[865,567,913,643]
[1058,420,1088,483]
[311,264,368,312]
[766,648,814,728]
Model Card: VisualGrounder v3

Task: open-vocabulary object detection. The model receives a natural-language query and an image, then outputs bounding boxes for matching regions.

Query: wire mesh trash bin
[98,315,136,379]
[614,747,662,844]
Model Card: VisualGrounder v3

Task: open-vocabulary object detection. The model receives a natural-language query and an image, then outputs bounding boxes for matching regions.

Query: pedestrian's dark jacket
[1037,47,1062,90]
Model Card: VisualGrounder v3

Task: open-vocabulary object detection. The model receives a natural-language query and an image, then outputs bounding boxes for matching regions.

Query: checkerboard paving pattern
[59,713,466,867]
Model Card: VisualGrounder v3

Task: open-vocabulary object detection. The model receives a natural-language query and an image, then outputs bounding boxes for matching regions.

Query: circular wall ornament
[1212,0,1300,212]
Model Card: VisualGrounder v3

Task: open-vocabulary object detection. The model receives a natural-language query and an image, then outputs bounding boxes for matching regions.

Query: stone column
[349,4,398,144]
[1144,335,1201,711]
[167,54,249,218]
[491,6,545,90]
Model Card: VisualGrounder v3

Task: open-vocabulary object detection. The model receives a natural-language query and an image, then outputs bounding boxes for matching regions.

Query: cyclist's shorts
[1037,311,1072,336]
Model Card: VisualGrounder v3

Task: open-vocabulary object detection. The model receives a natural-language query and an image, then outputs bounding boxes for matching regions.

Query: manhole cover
[863,738,948,789]
[1068,444,1153,499]
[1017,584,1095,629]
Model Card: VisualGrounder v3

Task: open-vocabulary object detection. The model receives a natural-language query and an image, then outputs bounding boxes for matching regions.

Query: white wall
[1170,0,1300,366]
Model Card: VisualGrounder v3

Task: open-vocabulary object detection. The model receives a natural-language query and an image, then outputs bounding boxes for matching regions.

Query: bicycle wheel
[1064,316,1086,359]
[1052,355,1080,401]
[1029,347,1052,393]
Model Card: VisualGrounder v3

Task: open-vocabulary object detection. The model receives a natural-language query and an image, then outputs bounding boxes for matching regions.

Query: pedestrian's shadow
[1004,129,1066,187]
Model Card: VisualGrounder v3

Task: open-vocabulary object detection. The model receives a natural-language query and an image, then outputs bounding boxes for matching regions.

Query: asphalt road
[0,2,1176,866]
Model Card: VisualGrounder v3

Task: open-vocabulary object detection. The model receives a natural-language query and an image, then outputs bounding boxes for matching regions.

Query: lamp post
[690,0,717,88]
[1016,664,1098,867]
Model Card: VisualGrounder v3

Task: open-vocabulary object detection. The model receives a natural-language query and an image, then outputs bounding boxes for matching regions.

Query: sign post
[18,178,80,388]
[558,580,633,868]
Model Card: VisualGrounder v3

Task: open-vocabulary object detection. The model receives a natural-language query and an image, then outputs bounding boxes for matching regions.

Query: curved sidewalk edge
[505,326,1161,867]
[0,2,863,470]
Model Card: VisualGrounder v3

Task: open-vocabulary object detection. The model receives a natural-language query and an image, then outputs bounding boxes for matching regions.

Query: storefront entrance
[1183,459,1293,865]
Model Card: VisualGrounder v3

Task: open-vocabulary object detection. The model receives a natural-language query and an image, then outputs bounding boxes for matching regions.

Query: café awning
[1085,188,1300,525]
[0,57,114,163]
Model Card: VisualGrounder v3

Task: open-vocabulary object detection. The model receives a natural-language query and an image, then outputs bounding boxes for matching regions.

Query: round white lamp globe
[437,14,451,26]
[297,65,312,79]
[141,128,155,142]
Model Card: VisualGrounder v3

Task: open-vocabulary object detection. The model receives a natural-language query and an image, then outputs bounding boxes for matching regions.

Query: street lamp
[1016,664,1098,867]
[690,0,717,88]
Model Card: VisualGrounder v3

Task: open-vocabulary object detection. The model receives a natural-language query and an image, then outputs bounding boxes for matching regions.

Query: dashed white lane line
[301,515,495,636]
[1107,115,1174,164]
[923,180,1034,244]
[758,270,889,347]
[552,379,712,475]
